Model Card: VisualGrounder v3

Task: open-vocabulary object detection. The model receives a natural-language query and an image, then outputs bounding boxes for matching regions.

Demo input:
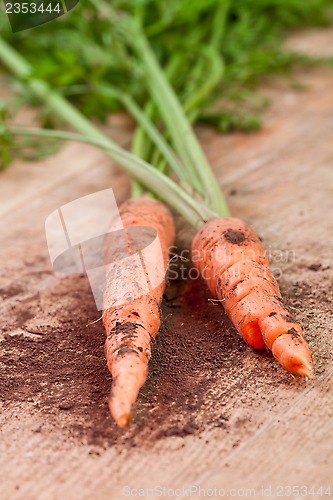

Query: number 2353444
[5,3,62,14]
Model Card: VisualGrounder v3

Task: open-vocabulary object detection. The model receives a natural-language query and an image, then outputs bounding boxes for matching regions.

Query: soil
[1,33,333,494]
[1,255,331,450]
[223,228,246,245]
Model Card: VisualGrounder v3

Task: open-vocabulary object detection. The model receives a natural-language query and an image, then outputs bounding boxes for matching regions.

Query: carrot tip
[108,394,133,428]
[271,334,314,379]
[293,361,314,379]
[116,413,132,429]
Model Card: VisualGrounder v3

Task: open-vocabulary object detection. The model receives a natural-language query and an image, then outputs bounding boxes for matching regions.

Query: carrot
[102,197,175,428]
[1,28,315,414]
[192,217,314,378]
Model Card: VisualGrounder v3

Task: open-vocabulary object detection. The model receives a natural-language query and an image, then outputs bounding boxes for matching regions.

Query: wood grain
[0,29,332,500]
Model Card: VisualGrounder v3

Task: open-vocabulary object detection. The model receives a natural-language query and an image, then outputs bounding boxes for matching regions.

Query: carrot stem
[7,126,215,227]
[0,37,222,226]
[210,0,231,50]
[98,85,186,182]
[88,0,230,216]
[182,46,224,116]
[0,17,231,217]
[123,21,231,217]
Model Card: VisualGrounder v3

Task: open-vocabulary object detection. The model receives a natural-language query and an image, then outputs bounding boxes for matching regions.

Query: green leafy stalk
[210,0,231,50]
[97,85,186,182]
[0,38,216,228]
[117,17,231,216]
[183,46,224,117]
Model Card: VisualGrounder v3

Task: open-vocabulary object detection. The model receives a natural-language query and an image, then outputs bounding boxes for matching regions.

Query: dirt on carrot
[103,197,175,428]
[192,217,314,378]
[1,253,331,450]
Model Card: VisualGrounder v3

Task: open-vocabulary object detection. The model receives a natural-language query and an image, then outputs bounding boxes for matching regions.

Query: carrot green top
[1,1,332,224]
[0,30,229,228]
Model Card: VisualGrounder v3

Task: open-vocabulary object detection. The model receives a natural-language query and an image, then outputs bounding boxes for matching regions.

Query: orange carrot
[192,217,314,378]
[103,197,175,427]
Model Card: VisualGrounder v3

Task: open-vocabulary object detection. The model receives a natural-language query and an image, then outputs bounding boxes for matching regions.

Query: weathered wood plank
[0,29,332,500]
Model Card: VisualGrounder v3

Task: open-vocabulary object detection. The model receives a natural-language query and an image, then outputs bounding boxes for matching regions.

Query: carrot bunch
[0,2,314,429]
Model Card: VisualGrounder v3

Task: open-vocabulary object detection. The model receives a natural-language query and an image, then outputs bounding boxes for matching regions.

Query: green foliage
[0,0,332,213]
[0,103,12,170]
[200,109,262,134]
[0,100,61,169]
[0,0,332,164]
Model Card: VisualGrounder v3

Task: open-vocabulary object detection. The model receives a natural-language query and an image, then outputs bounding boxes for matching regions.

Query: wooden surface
[1,29,333,499]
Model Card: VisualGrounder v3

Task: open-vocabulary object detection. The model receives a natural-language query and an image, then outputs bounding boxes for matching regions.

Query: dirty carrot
[102,197,175,427]
[0,33,314,380]
[192,217,314,378]
[0,8,317,432]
